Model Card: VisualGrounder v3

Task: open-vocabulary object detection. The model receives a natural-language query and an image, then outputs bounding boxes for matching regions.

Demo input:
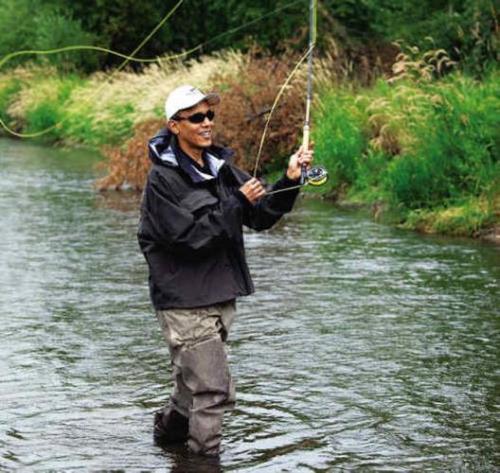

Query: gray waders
[155,302,236,456]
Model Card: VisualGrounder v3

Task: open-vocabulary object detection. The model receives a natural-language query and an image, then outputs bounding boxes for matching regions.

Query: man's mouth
[200,131,211,139]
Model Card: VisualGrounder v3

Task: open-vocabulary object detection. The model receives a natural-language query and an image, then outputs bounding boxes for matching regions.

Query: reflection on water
[1,139,499,471]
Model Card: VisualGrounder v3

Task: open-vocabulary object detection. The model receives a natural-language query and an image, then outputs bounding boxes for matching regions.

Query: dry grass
[69,50,245,127]
[211,51,306,173]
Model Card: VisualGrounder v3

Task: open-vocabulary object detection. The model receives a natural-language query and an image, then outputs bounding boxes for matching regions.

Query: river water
[0,138,498,472]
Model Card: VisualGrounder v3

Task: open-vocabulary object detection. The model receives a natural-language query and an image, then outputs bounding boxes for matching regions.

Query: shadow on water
[158,444,223,473]
[1,139,499,471]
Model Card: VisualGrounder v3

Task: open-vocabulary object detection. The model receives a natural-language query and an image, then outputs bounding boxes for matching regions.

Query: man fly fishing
[137,84,314,456]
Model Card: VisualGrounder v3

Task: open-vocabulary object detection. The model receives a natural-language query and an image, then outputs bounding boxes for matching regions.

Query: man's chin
[199,139,212,148]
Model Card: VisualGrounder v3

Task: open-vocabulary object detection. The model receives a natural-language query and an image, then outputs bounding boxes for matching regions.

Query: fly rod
[267,0,328,196]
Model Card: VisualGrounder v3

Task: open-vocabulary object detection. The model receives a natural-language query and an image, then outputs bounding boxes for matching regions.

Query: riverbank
[0,51,498,239]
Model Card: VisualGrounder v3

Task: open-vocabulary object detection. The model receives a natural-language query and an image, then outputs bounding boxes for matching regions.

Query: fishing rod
[266,0,328,196]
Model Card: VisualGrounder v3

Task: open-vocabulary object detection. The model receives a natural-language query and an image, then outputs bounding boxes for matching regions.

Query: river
[0,139,498,472]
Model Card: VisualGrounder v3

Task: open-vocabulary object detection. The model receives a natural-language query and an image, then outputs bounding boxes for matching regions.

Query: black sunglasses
[174,110,215,124]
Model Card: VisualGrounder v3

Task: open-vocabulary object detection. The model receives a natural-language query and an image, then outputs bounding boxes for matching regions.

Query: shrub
[211,51,305,174]
[32,7,101,73]
[0,0,101,72]
[6,71,83,140]
[384,72,499,208]
[96,118,162,191]
[0,75,21,124]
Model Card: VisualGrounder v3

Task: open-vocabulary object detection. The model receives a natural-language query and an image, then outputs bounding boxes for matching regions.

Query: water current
[0,139,498,472]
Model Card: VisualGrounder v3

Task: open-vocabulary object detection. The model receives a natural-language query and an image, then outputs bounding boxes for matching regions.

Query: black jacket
[137,128,300,309]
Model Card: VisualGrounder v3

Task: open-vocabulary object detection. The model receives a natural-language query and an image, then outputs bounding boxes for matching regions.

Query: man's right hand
[239,178,266,205]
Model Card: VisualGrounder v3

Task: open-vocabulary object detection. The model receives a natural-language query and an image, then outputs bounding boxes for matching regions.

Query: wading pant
[156,302,236,456]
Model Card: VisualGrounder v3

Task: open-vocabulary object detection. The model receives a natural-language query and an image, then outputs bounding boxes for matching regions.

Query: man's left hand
[286,145,314,181]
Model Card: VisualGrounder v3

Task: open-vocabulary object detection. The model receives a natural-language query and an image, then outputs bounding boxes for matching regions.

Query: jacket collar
[148,128,234,183]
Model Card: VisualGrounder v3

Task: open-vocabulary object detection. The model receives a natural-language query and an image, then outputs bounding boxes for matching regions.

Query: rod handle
[300,125,310,185]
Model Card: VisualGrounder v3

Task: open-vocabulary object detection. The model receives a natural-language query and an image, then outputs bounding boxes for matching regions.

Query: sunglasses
[174,110,215,124]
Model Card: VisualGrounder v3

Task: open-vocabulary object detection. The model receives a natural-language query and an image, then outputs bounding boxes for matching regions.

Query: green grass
[0,76,21,123]
[311,67,499,236]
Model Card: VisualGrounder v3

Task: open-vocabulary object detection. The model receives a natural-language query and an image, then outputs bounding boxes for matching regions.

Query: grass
[312,65,499,237]
[402,196,498,236]
[1,50,244,146]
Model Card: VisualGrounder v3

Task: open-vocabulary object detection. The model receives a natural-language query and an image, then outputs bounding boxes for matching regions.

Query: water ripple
[1,139,499,471]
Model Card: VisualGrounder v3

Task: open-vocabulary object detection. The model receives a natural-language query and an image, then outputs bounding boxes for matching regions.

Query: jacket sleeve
[241,173,301,231]
[139,171,244,254]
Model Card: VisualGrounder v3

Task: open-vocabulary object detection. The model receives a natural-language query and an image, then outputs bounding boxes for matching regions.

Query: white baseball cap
[165,85,220,120]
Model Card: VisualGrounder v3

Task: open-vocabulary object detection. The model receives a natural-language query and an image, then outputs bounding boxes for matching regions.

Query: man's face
[169,101,214,150]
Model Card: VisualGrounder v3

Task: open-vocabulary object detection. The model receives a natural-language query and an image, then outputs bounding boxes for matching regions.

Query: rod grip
[300,125,310,184]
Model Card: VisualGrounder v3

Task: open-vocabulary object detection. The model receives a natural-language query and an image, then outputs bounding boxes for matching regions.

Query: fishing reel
[300,165,328,187]
[305,166,328,186]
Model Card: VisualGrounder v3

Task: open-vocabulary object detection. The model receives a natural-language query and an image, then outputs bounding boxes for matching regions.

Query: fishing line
[0,0,185,139]
[252,44,313,178]
[0,0,304,138]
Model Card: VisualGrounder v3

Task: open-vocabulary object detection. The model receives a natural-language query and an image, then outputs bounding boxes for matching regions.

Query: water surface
[0,139,498,472]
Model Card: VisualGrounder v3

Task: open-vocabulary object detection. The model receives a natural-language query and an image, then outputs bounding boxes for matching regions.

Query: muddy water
[1,139,498,472]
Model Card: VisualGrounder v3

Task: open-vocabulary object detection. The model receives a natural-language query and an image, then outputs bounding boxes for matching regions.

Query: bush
[371,0,498,74]
[0,0,101,72]
[211,52,305,174]
[96,119,161,191]
[384,72,499,208]
[0,75,21,124]
[32,7,101,72]
[314,63,499,236]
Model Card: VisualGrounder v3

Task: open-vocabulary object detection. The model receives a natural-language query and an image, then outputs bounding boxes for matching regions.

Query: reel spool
[306,166,328,186]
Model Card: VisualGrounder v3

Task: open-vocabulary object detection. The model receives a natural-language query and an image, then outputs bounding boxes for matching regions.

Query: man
[137,84,313,457]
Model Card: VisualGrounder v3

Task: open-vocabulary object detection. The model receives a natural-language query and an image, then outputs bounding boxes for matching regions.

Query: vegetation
[314,61,499,236]
[0,1,498,238]
[0,0,497,73]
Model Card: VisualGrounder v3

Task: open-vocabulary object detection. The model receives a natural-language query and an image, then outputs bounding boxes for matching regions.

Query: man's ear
[167,119,180,135]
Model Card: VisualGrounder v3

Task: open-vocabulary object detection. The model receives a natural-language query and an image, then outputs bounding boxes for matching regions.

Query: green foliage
[20,75,84,140]
[314,67,499,234]
[32,7,101,72]
[0,0,496,74]
[384,73,499,208]
[0,0,101,72]
[0,78,21,122]
[314,89,367,188]
[0,0,34,66]
[402,196,497,236]
[371,0,498,74]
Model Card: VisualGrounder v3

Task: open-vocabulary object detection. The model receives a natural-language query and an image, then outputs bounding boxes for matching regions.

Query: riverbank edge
[328,196,500,245]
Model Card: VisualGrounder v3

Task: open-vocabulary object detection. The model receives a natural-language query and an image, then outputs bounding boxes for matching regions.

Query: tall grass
[1,51,244,145]
[314,65,499,235]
